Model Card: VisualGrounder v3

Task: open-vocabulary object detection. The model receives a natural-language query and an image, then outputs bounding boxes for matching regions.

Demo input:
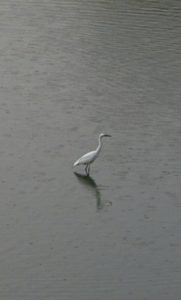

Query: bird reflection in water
[74,172,103,210]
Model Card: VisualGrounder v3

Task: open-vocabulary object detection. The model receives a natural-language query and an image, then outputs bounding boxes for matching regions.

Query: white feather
[73,150,97,166]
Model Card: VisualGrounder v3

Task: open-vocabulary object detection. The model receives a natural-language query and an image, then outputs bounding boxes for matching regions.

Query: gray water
[0,1,181,299]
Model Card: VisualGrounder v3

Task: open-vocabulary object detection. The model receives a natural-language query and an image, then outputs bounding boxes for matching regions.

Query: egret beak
[104,134,111,137]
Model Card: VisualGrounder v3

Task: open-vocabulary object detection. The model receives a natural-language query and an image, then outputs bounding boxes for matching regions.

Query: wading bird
[73,133,111,175]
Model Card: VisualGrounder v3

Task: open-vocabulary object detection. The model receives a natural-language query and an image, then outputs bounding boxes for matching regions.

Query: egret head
[99,133,111,139]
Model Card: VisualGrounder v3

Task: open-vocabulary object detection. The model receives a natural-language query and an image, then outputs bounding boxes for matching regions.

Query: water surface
[0,0,181,299]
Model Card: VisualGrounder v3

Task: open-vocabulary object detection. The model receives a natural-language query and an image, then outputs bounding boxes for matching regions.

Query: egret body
[73,133,111,175]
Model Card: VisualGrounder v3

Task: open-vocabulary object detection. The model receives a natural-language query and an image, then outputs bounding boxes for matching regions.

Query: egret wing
[74,150,96,166]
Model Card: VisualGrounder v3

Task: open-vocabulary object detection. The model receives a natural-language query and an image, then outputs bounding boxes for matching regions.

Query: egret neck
[96,134,103,156]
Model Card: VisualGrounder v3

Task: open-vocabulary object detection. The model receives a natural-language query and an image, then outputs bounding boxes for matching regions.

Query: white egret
[73,133,111,175]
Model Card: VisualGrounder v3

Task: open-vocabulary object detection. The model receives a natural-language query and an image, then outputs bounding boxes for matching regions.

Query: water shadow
[74,172,102,210]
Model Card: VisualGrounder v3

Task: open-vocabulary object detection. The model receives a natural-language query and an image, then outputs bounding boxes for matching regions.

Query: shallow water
[0,0,181,299]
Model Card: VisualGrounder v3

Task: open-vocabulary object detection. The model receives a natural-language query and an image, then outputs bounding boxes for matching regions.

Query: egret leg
[85,164,90,175]
[85,165,89,175]
[87,164,90,175]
